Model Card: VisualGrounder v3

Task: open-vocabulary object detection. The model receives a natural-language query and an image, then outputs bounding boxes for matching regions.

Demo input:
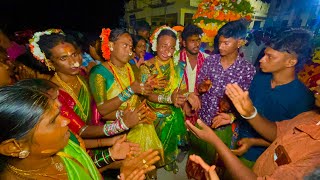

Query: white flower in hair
[150,25,180,54]
[29,29,64,70]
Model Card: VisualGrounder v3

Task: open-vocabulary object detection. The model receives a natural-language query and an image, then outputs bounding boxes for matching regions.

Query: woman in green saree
[29,29,142,171]
[0,79,161,180]
[140,26,201,173]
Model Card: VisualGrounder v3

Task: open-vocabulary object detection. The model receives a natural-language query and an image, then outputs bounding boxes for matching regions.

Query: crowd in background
[0,18,319,180]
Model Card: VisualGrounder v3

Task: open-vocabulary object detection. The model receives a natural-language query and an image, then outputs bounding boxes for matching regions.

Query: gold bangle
[229,113,236,124]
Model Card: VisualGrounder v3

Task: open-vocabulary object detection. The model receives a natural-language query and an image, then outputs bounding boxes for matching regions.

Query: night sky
[0,0,126,33]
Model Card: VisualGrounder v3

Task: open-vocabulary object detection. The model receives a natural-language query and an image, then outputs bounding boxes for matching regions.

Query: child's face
[219,98,231,112]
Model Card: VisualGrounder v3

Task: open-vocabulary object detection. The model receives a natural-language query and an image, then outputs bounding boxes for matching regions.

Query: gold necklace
[54,73,88,120]
[70,79,79,89]
[111,63,128,78]
[6,157,67,180]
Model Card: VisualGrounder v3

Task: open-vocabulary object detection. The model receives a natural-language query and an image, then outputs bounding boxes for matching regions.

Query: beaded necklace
[54,73,88,120]
[155,56,175,93]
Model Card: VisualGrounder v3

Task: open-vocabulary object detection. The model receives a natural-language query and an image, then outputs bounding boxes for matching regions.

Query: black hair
[267,28,313,71]
[157,29,177,43]
[217,19,249,40]
[109,28,130,43]
[0,79,56,171]
[37,32,79,60]
[131,34,147,49]
[134,20,151,32]
[15,46,53,75]
[181,24,203,41]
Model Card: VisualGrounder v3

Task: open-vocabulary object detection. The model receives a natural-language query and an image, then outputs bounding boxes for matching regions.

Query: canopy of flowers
[193,0,254,45]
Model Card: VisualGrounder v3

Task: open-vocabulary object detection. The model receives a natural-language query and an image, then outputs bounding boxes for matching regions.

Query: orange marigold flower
[100,28,111,61]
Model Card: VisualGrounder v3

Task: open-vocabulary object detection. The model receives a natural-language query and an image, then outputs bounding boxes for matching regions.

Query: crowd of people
[0,18,319,180]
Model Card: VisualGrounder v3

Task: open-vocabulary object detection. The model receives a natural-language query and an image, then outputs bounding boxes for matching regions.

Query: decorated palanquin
[193,0,254,46]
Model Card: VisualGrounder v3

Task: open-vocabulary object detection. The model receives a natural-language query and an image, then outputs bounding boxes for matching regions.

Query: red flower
[100,28,111,61]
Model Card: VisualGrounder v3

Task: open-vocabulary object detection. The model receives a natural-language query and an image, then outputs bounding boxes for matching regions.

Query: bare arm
[97,97,123,117]
[187,120,257,180]
[225,83,277,141]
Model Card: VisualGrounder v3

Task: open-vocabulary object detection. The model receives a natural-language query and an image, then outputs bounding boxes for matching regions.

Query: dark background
[0,0,127,34]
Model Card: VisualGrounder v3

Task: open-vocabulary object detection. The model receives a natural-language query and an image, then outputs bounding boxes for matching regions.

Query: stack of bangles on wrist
[103,110,129,136]
[240,106,258,120]
[93,148,115,168]
[158,93,172,104]
[118,86,135,102]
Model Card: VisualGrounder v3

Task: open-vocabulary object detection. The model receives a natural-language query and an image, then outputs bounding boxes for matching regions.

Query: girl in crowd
[129,34,154,68]
[29,29,141,171]
[89,28,165,177]
[140,26,201,173]
[0,79,160,179]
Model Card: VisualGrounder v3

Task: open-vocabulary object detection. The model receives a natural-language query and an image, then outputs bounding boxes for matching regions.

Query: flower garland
[29,29,64,70]
[193,0,254,45]
[149,25,180,54]
[100,28,111,61]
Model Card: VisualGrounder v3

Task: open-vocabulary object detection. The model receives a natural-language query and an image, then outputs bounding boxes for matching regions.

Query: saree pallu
[141,60,189,172]
[89,64,164,162]
[60,140,102,180]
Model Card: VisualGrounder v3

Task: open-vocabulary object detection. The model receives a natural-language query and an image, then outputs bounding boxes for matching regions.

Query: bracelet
[78,125,88,136]
[240,107,257,120]
[127,86,135,95]
[103,119,127,136]
[166,94,173,104]
[118,88,133,102]
[93,149,115,168]
[158,94,172,104]
[108,148,116,162]
[229,113,236,124]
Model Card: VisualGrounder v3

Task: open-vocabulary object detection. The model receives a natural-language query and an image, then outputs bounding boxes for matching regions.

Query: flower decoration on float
[149,25,180,54]
[100,28,111,61]
[29,29,64,71]
[193,0,254,46]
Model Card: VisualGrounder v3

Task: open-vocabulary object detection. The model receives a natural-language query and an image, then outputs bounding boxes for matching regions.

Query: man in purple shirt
[187,19,256,179]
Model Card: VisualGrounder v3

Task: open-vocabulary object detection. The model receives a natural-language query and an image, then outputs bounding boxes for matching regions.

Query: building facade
[124,0,270,32]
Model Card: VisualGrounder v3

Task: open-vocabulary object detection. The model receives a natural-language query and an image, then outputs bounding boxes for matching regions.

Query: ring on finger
[143,164,149,169]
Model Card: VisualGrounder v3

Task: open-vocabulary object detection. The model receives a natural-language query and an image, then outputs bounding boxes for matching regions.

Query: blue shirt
[239,72,315,161]
[129,52,154,65]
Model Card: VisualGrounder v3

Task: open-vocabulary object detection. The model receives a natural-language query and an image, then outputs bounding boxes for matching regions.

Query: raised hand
[187,92,201,111]
[186,119,215,143]
[198,79,212,94]
[171,88,187,108]
[134,53,145,68]
[131,81,153,96]
[120,149,160,180]
[225,83,255,117]
[145,74,167,89]
[211,113,232,129]
[231,138,252,156]
[109,134,141,160]
[189,154,219,180]
[122,104,148,128]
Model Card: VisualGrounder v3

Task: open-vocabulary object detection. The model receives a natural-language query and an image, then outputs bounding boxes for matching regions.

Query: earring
[129,52,133,56]
[110,47,113,51]
[18,150,30,158]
